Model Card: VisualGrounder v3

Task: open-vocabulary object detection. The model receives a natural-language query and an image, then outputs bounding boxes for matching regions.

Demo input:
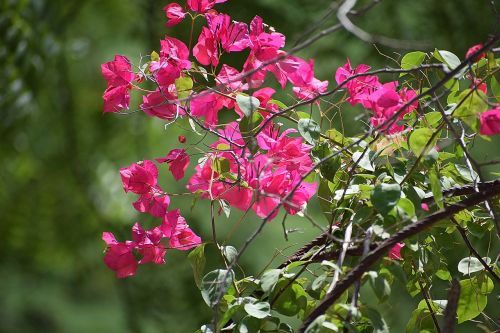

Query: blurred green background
[1,0,498,332]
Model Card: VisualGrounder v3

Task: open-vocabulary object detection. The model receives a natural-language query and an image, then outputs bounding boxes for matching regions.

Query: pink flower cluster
[100,0,326,278]
[103,158,200,278]
[187,121,317,220]
[101,0,328,129]
[101,55,135,113]
[335,59,418,134]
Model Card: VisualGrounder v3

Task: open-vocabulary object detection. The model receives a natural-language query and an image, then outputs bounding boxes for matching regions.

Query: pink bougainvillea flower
[103,85,131,113]
[187,0,228,12]
[421,203,429,212]
[163,3,186,27]
[249,16,285,61]
[221,20,250,52]
[120,160,158,194]
[159,36,191,70]
[285,176,317,215]
[140,89,179,120]
[216,64,248,95]
[132,188,170,218]
[161,209,201,250]
[335,59,381,107]
[479,108,500,136]
[293,77,329,100]
[131,223,166,264]
[161,209,183,238]
[367,83,418,134]
[157,148,190,181]
[220,187,253,211]
[193,27,219,66]
[388,243,404,260]
[206,13,250,53]
[190,91,225,127]
[169,220,202,250]
[101,55,134,112]
[150,61,181,87]
[101,55,134,88]
[465,44,486,63]
[102,232,138,278]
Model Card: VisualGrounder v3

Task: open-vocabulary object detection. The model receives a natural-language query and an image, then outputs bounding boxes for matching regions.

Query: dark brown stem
[442,279,460,333]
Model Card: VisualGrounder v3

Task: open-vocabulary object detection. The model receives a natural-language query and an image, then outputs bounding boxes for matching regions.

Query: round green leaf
[458,257,491,275]
[244,302,271,319]
[457,276,493,323]
[298,118,320,144]
[401,51,426,70]
[260,269,281,293]
[201,269,234,307]
[434,49,461,70]
[409,128,435,156]
[222,245,238,264]
[236,94,260,117]
[270,280,308,316]
[175,76,193,100]
[188,244,206,289]
[371,183,401,216]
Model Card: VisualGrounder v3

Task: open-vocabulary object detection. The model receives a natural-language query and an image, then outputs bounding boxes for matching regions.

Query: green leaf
[218,199,231,218]
[260,269,281,293]
[201,269,234,307]
[270,280,308,316]
[325,128,348,145]
[434,49,461,70]
[236,94,260,117]
[188,244,206,289]
[435,268,452,281]
[409,128,435,156]
[199,324,215,333]
[212,157,230,174]
[491,75,500,102]
[453,89,488,129]
[296,111,312,119]
[318,179,334,218]
[150,50,160,62]
[298,118,321,144]
[396,197,416,220]
[371,183,401,216]
[244,302,271,319]
[423,112,442,127]
[362,307,389,333]
[175,76,193,100]
[304,315,339,332]
[455,164,478,183]
[317,151,341,182]
[239,111,264,135]
[368,272,391,303]
[352,151,374,172]
[429,167,443,209]
[458,257,491,274]
[268,99,288,109]
[221,245,238,264]
[238,315,261,333]
[401,51,426,70]
[457,276,493,323]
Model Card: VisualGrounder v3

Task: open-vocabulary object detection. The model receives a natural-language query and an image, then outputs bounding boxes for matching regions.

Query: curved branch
[298,181,500,332]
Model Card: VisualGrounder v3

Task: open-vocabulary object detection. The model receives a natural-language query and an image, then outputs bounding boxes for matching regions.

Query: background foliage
[0,0,498,332]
